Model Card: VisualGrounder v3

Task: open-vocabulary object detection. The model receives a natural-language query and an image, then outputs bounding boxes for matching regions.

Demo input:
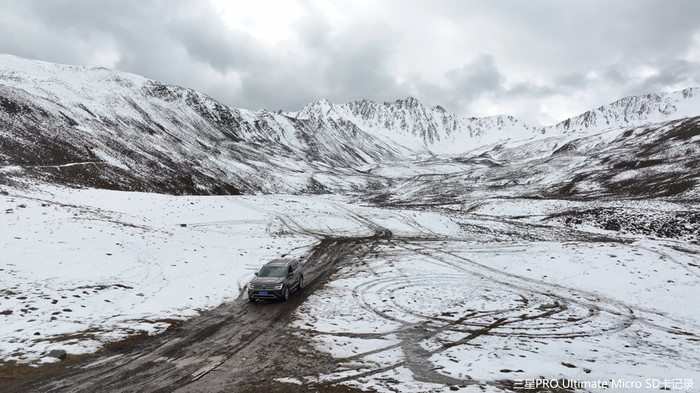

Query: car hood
[249,276,285,285]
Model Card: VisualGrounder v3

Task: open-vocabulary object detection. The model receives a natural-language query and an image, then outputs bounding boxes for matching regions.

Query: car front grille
[250,284,279,290]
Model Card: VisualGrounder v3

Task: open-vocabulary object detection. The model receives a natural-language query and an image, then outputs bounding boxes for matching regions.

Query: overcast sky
[1,0,699,126]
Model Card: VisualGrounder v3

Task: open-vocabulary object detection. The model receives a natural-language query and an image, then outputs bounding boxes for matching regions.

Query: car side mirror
[287,271,293,277]
[254,272,258,276]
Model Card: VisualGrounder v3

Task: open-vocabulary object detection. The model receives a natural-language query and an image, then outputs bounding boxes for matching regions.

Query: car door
[290,261,302,288]
[287,262,298,288]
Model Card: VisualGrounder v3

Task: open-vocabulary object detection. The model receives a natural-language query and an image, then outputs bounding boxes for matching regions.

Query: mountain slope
[545,87,700,134]
[1,54,700,196]
[0,55,403,194]
[291,97,537,154]
[376,116,700,206]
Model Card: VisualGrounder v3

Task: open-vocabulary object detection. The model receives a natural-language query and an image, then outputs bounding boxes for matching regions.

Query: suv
[247,258,304,302]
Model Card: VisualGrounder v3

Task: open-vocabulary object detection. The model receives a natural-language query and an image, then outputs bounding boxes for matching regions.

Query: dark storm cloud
[634,59,700,94]
[441,55,505,109]
[294,11,407,102]
[551,57,700,100]
[171,11,263,74]
[401,0,700,120]
[446,56,503,100]
[414,55,510,113]
[425,0,700,67]
[0,0,409,110]
[0,1,252,102]
[0,0,699,124]
[230,5,411,110]
[1,0,197,84]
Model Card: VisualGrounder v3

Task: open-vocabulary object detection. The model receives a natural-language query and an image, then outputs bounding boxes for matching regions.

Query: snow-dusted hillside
[1,54,700,195]
[544,87,700,134]
[374,116,700,206]
[2,55,700,392]
[291,97,537,154]
[0,55,402,194]
[2,183,699,392]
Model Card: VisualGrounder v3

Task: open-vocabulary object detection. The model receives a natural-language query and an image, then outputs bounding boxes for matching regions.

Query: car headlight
[273,283,284,290]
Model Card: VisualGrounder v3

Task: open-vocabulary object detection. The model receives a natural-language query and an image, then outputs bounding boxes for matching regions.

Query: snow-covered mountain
[290,97,536,154]
[1,54,699,195]
[0,55,405,194]
[376,115,700,205]
[545,87,700,134]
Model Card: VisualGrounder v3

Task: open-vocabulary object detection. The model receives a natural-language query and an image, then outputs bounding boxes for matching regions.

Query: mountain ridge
[547,87,699,134]
[1,54,699,195]
[2,54,699,151]
[290,95,537,154]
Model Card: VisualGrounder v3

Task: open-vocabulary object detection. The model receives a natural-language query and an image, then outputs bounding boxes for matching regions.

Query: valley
[1,55,699,392]
[1,184,698,392]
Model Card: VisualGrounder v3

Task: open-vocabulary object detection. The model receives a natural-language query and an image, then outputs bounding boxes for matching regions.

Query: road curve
[3,234,386,393]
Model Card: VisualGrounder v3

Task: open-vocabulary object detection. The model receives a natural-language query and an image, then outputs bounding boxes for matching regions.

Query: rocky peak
[294,98,339,120]
[391,96,423,109]
[548,87,700,134]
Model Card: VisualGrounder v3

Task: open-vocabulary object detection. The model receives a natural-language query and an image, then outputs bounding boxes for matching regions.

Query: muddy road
[3,209,699,393]
[3,234,385,393]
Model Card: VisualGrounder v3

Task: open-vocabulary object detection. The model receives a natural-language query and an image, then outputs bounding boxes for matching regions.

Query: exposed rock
[48,349,67,360]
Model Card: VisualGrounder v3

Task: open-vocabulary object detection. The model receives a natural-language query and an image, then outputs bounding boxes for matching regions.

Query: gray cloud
[0,0,699,125]
[633,59,700,94]
[444,55,504,102]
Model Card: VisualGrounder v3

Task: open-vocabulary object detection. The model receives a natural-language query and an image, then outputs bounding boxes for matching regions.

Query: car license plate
[259,291,268,295]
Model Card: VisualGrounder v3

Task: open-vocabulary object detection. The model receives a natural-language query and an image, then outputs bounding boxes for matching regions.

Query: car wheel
[282,286,289,302]
[297,276,304,290]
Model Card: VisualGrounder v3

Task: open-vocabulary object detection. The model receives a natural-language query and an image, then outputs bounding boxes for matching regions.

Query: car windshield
[258,266,288,277]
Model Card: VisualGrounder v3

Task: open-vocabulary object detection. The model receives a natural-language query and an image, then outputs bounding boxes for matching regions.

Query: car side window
[288,264,294,273]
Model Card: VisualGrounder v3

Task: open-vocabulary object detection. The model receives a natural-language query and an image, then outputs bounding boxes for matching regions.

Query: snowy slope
[0,182,460,365]
[0,55,401,194]
[2,55,700,391]
[2,182,698,393]
[545,87,700,134]
[290,89,700,155]
[373,115,700,206]
[291,97,538,154]
[1,54,700,196]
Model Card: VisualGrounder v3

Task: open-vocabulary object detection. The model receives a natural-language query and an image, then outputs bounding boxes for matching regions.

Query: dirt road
[3,234,385,393]
[3,211,699,393]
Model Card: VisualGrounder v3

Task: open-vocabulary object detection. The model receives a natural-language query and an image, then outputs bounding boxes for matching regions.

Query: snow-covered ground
[284,198,700,392]
[290,238,700,392]
[2,183,699,393]
[0,184,351,364]
[0,183,452,366]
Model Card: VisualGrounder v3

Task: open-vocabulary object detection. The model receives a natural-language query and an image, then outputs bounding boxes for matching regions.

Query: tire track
[6,234,385,393]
